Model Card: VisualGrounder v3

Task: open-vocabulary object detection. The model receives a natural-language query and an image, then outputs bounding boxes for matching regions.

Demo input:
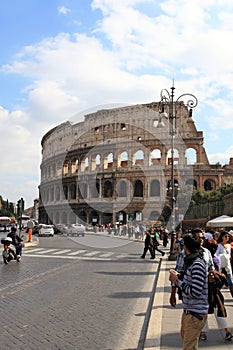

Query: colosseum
[38,101,233,229]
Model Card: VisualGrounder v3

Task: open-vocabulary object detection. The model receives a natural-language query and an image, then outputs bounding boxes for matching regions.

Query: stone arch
[70,183,76,199]
[185,148,197,164]
[117,180,127,197]
[81,157,89,172]
[50,187,54,201]
[90,210,99,225]
[79,210,87,224]
[150,149,161,166]
[133,150,144,166]
[55,212,60,224]
[55,186,60,201]
[135,210,143,221]
[91,154,101,171]
[117,211,127,224]
[63,185,68,200]
[167,148,179,165]
[150,180,160,196]
[61,212,67,225]
[104,152,113,169]
[90,181,99,198]
[134,180,143,197]
[79,182,88,199]
[204,179,216,191]
[118,151,128,168]
[104,180,113,198]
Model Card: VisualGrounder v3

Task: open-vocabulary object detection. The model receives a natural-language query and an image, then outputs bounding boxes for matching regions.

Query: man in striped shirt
[169,234,208,349]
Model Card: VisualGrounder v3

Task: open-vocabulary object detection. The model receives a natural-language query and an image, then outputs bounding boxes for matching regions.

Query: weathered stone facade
[38,102,233,227]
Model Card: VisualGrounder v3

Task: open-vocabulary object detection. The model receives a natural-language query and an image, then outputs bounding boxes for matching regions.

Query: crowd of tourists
[169,227,233,349]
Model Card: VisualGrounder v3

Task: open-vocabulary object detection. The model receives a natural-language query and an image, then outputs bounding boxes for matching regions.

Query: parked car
[38,224,54,237]
[69,224,85,237]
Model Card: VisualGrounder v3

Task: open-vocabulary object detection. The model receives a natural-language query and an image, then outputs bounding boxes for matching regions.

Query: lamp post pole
[157,82,198,260]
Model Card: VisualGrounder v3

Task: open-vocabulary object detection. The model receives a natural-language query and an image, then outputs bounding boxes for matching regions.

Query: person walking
[169,234,208,350]
[140,230,155,259]
[215,231,233,297]
[169,228,214,341]
[153,230,165,257]
[203,238,233,340]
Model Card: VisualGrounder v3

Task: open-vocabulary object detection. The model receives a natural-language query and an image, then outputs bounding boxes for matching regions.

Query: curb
[23,236,39,248]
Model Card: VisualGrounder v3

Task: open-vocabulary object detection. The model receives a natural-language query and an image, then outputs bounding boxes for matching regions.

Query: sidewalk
[144,257,233,350]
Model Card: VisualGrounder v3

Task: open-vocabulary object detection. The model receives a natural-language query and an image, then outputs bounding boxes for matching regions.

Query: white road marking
[68,250,87,255]
[23,248,46,253]
[98,252,114,258]
[83,251,101,256]
[23,248,129,261]
[52,249,72,255]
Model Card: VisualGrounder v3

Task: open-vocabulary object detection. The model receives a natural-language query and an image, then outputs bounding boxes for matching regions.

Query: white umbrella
[206,215,233,228]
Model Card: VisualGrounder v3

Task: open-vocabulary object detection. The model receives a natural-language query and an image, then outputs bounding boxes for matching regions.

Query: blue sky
[1,0,233,208]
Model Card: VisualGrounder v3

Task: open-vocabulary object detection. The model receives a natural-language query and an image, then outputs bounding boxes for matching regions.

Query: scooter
[1,237,21,264]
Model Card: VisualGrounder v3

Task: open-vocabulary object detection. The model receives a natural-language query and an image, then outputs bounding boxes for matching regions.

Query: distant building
[38,102,233,227]
[24,198,39,221]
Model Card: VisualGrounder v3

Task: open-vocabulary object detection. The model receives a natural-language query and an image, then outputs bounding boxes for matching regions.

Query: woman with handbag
[216,231,233,297]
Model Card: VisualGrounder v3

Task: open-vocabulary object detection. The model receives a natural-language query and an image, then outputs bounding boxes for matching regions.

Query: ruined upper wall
[41,102,203,161]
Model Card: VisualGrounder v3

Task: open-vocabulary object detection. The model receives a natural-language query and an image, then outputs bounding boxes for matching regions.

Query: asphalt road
[0,234,159,350]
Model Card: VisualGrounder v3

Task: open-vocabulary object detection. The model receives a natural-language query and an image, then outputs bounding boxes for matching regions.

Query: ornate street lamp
[157,82,198,260]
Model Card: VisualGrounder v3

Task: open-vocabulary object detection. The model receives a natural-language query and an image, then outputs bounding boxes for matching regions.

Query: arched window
[79,210,87,224]
[90,211,99,225]
[63,185,68,200]
[118,181,127,197]
[167,148,179,165]
[79,183,88,199]
[150,180,160,196]
[55,186,60,201]
[134,180,143,197]
[150,149,161,165]
[134,150,144,166]
[50,187,54,201]
[91,181,99,198]
[185,148,197,164]
[104,153,113,169]
[204,180,214,191]
[70,183,76,199]
[104,180,113,198]
[119,151,128,167]
[62,212,67,224]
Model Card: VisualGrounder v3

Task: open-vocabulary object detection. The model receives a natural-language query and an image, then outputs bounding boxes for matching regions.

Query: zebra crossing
[23,247,128,261]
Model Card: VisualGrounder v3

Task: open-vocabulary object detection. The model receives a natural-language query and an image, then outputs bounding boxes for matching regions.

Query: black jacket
[7,232,22,246]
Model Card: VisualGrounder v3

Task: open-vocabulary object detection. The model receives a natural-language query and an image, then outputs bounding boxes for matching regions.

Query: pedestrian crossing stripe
[23,248,128,260]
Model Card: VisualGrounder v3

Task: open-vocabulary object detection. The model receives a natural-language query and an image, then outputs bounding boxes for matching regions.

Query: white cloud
[58,6,71,16]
